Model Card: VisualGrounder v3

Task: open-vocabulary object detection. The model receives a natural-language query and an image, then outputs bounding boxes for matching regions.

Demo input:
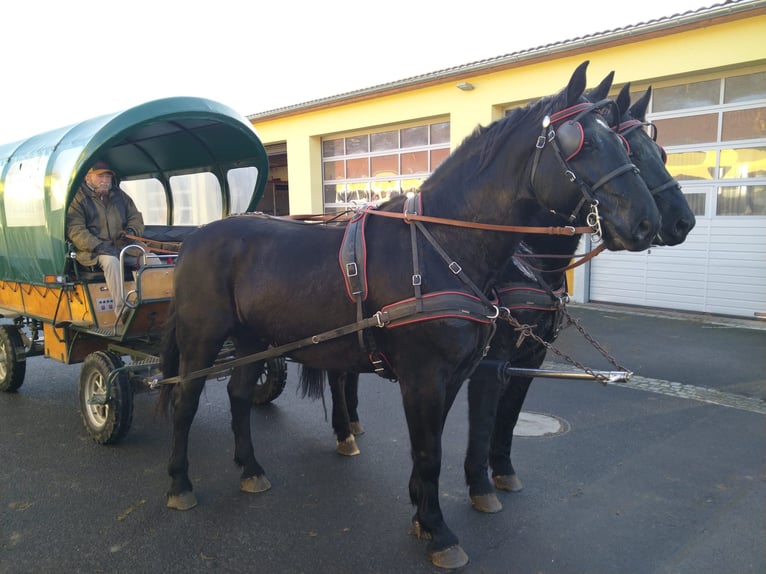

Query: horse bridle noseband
[529,98,640,240]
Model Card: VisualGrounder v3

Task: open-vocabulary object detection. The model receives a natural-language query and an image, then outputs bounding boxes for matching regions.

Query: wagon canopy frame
[0,96,269,285]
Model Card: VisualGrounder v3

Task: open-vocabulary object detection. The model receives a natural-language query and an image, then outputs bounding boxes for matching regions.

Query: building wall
[252,12,766,214]
[249,7,766,318]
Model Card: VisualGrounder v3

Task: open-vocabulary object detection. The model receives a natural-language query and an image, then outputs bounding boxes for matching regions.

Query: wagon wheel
[79,351,134,444]
[0,325,27,392]
[251,358,288,405]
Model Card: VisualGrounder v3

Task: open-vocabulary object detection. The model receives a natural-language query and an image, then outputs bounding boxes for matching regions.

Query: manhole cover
[513,411,570,437]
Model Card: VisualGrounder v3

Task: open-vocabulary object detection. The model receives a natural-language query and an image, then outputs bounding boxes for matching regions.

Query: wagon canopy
[0,97,269,284]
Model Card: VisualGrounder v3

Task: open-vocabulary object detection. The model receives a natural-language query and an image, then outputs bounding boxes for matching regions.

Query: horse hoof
[493,474,523,492]
[470,493,503,513]
[336,435,361,456]
[430,545,469,569]
[241,475,272,493]
[349,421,365,436]
[166,491,198,511]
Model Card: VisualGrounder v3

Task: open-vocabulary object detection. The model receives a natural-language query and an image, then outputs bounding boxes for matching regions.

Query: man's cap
[88,161,115,175]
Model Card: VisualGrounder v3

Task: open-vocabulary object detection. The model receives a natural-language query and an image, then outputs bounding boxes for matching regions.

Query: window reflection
[322,120,450,212]
[716,185,766,215]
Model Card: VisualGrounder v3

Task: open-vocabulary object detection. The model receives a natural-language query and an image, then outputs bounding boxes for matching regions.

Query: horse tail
[157,301,180,418]
[299,366,326,400]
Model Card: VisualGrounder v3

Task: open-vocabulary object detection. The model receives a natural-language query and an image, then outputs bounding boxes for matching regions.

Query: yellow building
[249,0,766,319]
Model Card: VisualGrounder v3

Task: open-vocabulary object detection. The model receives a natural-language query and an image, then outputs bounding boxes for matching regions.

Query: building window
[652,70,766,217]
[322,120,450,212]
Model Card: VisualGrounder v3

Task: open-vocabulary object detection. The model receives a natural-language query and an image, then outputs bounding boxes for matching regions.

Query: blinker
[556,121,584,161]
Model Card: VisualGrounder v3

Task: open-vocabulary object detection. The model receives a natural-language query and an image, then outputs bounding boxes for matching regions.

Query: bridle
[615,118,678,197]
[529,98,640,241]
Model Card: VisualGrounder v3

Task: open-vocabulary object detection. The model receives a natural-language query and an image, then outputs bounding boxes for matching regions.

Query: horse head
[616,84,696,245]
[527,61,660,252]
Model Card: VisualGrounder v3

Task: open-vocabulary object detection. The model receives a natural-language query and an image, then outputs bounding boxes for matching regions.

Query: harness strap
[363,208,588,235]
[405,196,425,311]
[158,290,498,386]
[412,219,497,309]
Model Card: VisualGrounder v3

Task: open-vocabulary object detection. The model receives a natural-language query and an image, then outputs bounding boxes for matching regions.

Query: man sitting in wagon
[66,160,149,325]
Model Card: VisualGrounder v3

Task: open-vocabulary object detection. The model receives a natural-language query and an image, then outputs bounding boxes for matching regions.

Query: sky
[3,0,717,143]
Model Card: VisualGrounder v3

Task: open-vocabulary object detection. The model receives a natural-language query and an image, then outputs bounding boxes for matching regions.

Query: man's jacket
[66,183,145,267]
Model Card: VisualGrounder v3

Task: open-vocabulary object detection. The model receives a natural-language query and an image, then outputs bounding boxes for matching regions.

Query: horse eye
[659,146,668,165]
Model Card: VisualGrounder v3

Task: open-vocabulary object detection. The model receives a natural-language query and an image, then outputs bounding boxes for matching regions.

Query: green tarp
[0,97,268,284]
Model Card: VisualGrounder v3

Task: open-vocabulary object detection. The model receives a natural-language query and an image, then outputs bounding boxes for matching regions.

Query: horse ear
[630,86,652,121]
[616,83,632,117]
[566,60,589,105]
[586,70,615,102]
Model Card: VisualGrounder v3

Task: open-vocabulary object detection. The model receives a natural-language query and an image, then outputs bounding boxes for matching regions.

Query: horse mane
[419,90,565,194]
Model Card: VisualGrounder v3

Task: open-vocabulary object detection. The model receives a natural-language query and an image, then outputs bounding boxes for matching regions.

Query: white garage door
[589,187,766,318]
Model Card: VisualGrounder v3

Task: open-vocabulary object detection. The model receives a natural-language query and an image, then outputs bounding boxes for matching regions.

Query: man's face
[85,171,113,194]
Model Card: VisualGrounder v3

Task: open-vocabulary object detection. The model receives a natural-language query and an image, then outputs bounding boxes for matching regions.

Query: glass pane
[169,173,222,225]
[345,135,369,155]
[346,182,370,205]
[227,167,259,214]
[719,147,766,179]
[724,72,766,104]
[322,138,344,157]
[346,158,369,179]
[721,107,766,141]
[401,126,428,148]
[370,130,398,152]
[430,122,450,144]
[401,177,426,195]
[324,183,344,204]
[684,192,706,216]
[665,151,716,181]
[652,79,720,112]
[430,148,450,171]
[401,151,428,174]
[323,159,344,180]
[654,114,718,146]
[371,154,398,177]
[121,178,167,225]
[371,180,401,203]
[716,185,766,215]
[3,157,46,227]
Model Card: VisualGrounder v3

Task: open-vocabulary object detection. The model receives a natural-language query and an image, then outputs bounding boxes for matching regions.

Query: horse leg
[229,363,271,493]
[345,372,364,436]
[464,373,506,513]
[166,376,206,510]
[400,377,469,569]
[489,374,533,492]
[328,371,359,456]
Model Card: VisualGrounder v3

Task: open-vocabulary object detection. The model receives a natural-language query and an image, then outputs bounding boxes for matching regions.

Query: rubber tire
[252,358,288,405]
[79,351,133,444]
[0,325,26,392]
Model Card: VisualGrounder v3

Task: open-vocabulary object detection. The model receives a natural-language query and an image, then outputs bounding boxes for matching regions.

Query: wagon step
[475,360,632,383]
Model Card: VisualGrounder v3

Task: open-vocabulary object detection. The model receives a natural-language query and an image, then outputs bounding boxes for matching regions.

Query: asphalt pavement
[1,303,764,574]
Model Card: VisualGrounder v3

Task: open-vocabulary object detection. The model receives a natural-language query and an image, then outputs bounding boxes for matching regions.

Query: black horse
[159,61,659,569]
[317,81,697,511]
[465,81,697,512]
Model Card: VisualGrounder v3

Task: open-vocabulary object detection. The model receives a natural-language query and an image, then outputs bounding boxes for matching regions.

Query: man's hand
[94,242,119,257]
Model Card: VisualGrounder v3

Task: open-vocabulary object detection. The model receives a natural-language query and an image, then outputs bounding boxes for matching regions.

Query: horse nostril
[635,218,657,243]
[676,217,695,236]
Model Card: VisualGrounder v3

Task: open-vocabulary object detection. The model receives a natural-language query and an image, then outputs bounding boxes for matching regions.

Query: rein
[361,208,591,235]
[513,242,607,274]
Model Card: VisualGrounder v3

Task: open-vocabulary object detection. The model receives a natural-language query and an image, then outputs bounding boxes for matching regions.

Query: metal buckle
[346,262,358,277]
[412,274,422,286]
[587,202,603,241]
[449,261,462,275]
